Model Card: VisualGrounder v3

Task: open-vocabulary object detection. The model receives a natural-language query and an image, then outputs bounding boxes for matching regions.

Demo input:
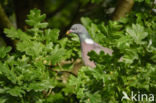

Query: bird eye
[72,27,77,30]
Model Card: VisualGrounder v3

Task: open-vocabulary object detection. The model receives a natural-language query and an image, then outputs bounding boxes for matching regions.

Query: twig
[52,69,77,77]
[46,88,53,96]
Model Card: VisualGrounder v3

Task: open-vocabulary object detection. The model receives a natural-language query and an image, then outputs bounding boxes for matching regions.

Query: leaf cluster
[0,9,80,103]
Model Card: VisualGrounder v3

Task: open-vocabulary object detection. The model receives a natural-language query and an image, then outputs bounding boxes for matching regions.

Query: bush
[0,1,155,102]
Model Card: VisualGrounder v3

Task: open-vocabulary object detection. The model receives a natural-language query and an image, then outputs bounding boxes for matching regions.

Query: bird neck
[78,33,94,44]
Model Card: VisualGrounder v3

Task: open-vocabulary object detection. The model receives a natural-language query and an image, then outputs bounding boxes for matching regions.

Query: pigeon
[66,24,113,68]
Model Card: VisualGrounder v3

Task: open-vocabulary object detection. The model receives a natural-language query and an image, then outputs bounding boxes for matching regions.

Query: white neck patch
[84,38,94,44]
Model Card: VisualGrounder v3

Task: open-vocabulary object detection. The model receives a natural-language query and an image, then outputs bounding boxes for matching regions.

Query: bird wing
[93,42,113,56]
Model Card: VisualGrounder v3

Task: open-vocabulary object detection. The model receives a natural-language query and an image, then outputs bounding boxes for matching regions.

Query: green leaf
[0,96,7,103]
[86,92,102,103]
[25,9,48,28]
[81,17,92,27]
[0,62,17,84]
[7,87,25,97]
[0,46,11,58]
[116,35,132,49]
[123,49,139,64]
[126,24,148,44]
[17,41,44,57]
[59,38,68,48]
[4,27,18,39]
[46,93,64,103]
[45,29,59,42]
[4,27,31,40]
[89,23,105,42]
[28,80,54,92]
[46,45,66,65]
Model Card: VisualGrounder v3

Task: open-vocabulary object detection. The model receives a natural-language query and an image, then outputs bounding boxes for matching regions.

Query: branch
[52,69,77,77]
[112,0,134,21]
[0,3,13,28]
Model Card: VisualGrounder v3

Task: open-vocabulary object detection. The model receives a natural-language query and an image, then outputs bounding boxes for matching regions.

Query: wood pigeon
[66,24,113,68]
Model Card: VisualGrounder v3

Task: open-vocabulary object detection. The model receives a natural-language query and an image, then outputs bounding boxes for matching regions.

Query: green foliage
[0,9,77,103]
[126,24,148,44]
[65,2,156,102]
[0,0,156,103]
[0,46,11,58]
[67,20,156,103]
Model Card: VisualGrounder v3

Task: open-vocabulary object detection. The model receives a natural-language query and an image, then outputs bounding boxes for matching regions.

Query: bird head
[66,24,88,35]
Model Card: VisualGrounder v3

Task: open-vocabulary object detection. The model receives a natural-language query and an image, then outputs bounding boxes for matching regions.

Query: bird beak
[66,30,72,35]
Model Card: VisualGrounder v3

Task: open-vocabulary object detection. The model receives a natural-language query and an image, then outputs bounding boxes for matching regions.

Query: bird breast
[81,42,96,68]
